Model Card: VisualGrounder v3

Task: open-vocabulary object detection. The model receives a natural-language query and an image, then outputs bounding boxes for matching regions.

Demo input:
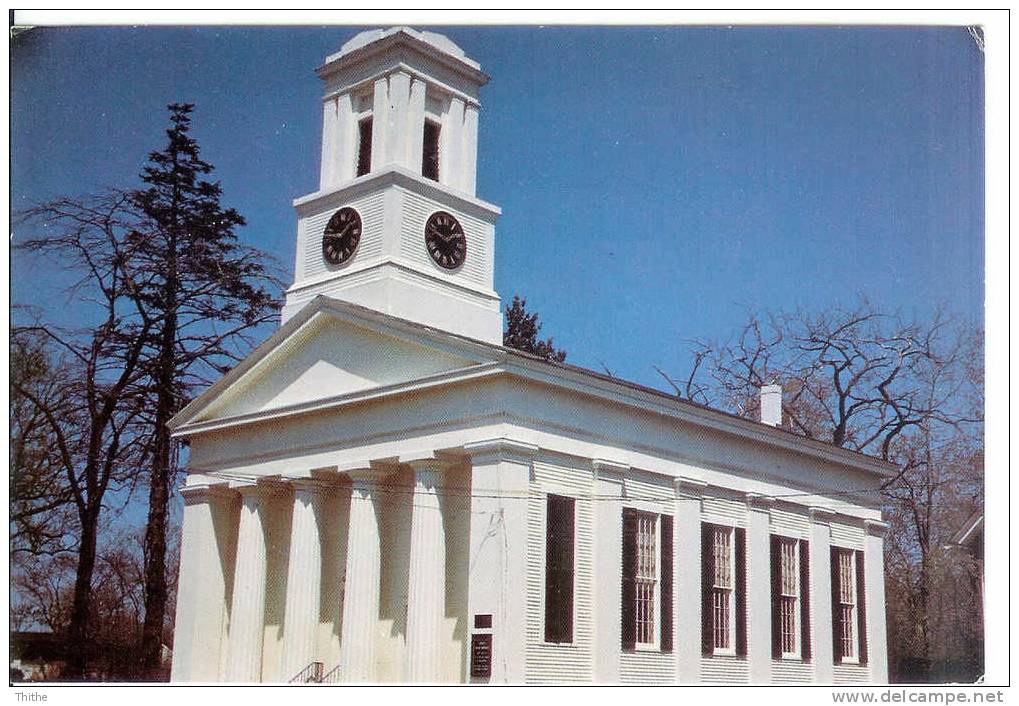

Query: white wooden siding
[830,521,865,550]
[772,659,813,683]
[299,191,386,280]
[770,505,811,540]
[834,663,870,683]
[701,655,749,683]
[702,495,747,527]
[525,460,594,683]
[620,651,674,684]
[400,189,490,287]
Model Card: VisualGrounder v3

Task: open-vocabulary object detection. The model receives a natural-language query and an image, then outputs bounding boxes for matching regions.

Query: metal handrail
[289,661,325,683]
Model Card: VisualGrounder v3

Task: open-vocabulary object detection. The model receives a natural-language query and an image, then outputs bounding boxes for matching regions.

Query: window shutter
[830,546,842,663]
[544,495,574,643]
[701,523,714,655]
[735,526,747,657]
[770,535,782,659]
[660,514,674,652]
[621,508,637,651]
[356,118,373,176]
[799,538,811,661]
[856,550,868,665]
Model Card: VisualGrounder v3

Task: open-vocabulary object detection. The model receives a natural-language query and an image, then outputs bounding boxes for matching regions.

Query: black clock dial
[322,206,362,265]
[425,211,466,270]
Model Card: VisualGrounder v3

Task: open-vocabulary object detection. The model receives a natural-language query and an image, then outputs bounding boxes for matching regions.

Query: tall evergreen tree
[129,104,279,674]
[503,295,567,363]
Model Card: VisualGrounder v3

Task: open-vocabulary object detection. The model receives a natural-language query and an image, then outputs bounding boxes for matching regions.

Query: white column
[319,97,338,190]
[747,495,773,683]
[170,485,239,682]
[335,92,355,183]
[463,439,535,683]
[674,477,705,683]
[406,78,427,172]
[338,472,382,682]
[443,97,465,190]
[865,520,890,683]
[592,460,626,683]
[370,76,390,169]
[387,71,411,170]
[810,507,836,683]
[224,485,270,682]
[279,480,332,681]
[461,104,479,196]
[403,457,449,682]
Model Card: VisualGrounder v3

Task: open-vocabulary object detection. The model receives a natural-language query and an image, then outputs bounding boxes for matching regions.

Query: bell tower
[282,27,502,344]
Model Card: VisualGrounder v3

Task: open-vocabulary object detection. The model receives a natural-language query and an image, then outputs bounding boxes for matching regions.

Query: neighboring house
[949,510,984,620]
[168,27,893,684]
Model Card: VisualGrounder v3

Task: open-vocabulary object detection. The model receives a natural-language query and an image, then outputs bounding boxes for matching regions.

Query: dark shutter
[770,535,782,659]
[621,508,637,651]
[856,550,868,665]
[660,514,674,652]
[701,523,714,655]
[831,546,843,663]
[544,495,574,643]
[799,538,811,661]
[356,118,373,176]
[735,527,747,657]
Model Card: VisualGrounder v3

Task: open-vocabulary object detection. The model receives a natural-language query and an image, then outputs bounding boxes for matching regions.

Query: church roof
[170,296,896,479]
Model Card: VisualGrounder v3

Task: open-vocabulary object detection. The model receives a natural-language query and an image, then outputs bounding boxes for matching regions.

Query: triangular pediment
[181,298,490,426]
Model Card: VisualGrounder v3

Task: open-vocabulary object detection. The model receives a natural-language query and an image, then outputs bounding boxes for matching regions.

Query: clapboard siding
[525,460,594,683]
[400,190,490,287]
[834,663,870,683]
[701,655,749,683]
[623,470,674,503]
[299,191,386,280]
[770,506,810,539]
[620,651,675,684]
[702,495,747,527]
[830,521,865,550]
[772,660,814,683]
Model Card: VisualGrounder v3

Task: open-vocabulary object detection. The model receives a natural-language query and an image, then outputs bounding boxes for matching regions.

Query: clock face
[425,211,466,270]
[322,207,362,265]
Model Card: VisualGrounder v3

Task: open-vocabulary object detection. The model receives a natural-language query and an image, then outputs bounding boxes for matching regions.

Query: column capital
[400,450,454,474]
[865,518,890,537]
[591,458,629,484]
[674,476,708,499]
[180,482,236,505]
[809,506,838,524]
[288,477,337,496]
[462,437,538,466]
[745,492,775,510]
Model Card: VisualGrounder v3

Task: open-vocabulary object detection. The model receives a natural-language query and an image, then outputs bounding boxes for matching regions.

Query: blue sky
[11,25,984,390]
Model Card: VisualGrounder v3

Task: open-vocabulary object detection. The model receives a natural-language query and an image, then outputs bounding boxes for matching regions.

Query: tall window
[422,120,440,181]
[702,522,745,658]
[544,494,574,643]
[835,549,857,660]
[711,525,736,653]
[778,537,800,657]
[622,509,673,651]
[356,117,373,177]
[635,513,658,646]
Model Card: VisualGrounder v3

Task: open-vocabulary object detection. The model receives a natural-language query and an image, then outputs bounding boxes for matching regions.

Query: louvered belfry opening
[356,117,373,176]
[422,120,441,181]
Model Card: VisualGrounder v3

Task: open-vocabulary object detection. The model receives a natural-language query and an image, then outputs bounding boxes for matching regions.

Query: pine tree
[129,104,279,674]
[503,295,567,363]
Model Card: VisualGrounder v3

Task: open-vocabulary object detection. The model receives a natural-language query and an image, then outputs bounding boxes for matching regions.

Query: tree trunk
[66,510,99,680]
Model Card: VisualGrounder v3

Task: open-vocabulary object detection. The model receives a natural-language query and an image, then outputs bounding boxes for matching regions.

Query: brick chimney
[760,384,782,427]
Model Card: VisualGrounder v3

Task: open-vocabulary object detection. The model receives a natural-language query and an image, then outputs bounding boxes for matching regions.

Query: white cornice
[292,165,501,220]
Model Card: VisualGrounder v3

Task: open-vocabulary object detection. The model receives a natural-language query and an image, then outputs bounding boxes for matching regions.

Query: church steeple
[282,27,503,344]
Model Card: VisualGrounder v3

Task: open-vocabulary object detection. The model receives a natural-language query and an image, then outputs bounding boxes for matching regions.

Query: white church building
[169,27,892,685]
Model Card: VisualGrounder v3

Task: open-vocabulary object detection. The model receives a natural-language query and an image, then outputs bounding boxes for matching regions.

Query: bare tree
[14,191,155,679]
[676,299,983,681]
